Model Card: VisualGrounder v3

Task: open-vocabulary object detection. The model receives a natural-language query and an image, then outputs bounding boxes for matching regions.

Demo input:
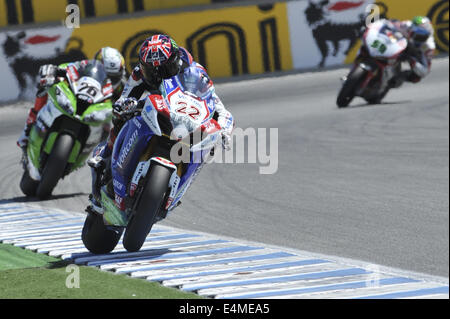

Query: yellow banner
[70,3,293,78]
[0,0,211,27]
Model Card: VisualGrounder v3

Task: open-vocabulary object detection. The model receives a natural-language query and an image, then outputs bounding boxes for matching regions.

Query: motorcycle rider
[87,34,234,212]
[16,47,126,149]
[93,47,128,101]
[390,16,436,87]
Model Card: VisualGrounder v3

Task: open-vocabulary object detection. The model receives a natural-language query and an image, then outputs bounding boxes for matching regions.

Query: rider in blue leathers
[88,34,234,213]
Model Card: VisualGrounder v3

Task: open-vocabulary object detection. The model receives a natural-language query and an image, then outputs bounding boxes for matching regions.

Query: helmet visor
[109,74,122,86]
[140,52,180,81]
[411,26,430,45]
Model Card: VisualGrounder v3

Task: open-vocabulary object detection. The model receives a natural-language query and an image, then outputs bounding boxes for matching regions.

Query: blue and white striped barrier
[0,202,448,299]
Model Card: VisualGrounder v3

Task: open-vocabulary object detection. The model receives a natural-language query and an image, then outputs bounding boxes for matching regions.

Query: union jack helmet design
[139,34,181,81]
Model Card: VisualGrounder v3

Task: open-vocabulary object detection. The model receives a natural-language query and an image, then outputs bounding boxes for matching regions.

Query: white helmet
[93,47,125,88]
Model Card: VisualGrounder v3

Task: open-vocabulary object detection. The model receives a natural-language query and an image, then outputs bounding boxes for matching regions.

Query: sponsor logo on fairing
[113,178,124,191]
[132,118,142,129]
[114,193,124,210]
[117,129,139,169]
[129,183,137,197]
[165,172,180,210]
[129,161,150,197]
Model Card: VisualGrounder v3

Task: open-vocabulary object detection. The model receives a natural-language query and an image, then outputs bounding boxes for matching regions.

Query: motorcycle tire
[366,87,390,105]
[81,211,123,254]
[36,134,73,199]
[122,164,171,252]
[19,169,39,197]
[337,66,367,108]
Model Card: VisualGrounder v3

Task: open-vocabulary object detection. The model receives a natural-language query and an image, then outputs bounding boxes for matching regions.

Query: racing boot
[87,141,112,213]
[17,123,31,149]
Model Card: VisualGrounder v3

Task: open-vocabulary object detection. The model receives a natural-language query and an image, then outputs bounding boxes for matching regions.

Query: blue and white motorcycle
[82,68,223,253]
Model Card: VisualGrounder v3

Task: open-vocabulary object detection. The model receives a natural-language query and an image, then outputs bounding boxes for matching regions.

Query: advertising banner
[0,0,212,27]
[288,0,373,69]
[287,0,448,69]
[0,26,83,101]
[0,0,447,102]
[1,3,293,101]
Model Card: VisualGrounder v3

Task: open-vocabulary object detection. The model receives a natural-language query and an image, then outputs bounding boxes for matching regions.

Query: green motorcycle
[20,60,113,199]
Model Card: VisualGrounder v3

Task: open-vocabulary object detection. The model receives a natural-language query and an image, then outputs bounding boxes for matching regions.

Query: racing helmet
[93,47,125,88]
[409,16,434,46]
[139,34,181,83]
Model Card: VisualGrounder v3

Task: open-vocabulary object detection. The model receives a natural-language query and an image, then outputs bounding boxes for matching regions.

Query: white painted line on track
[0,203,448,299]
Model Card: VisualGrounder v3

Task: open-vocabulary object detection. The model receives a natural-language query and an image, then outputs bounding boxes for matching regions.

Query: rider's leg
[17,89,48,148]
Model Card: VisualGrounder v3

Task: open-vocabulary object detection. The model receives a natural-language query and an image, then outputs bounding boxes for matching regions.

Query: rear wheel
[122,164,171,252]
[81,211,123,254]
[337,66,367,108]
[36,134,73,199]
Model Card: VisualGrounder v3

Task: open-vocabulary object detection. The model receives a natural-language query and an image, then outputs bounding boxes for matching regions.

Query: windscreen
[77,60,108,86]
[178,66,213,100]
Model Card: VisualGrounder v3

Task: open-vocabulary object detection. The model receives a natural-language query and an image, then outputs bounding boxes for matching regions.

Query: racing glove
[38,64,58,89]
[113,97,139,119]
[221,131,232,151]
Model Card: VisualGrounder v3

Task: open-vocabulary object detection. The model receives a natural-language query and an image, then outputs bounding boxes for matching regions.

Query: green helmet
[412,16,434,36]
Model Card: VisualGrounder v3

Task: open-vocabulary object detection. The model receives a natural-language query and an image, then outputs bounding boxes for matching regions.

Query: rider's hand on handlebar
[113,97,140,119]
[38,64,58,88]
[221,131,231,151]
[38,64,67,89]
[39,64,57,78]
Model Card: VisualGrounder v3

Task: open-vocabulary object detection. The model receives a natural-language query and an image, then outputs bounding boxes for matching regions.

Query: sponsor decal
[428,0,449,53]
[114,193,124,210]
[132,117,142,129]
[102,82,113,96]
[117,129,139,169]
[165,198,173,210]
[142,102,161,135]
[113,178,124,191]
[149,94,168,114]
[129,183,137,197]
[130,161,150,197]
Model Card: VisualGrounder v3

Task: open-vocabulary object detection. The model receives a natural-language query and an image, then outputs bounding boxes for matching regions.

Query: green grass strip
[0,243,59,270]
[0,244,203,299]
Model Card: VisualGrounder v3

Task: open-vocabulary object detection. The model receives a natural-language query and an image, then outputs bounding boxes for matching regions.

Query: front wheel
[19,169,39,197]
[82,211,123,254]
[337,66,367,108]
[36,134,73,199]
[366,86,390,105]
[122,164,172,252]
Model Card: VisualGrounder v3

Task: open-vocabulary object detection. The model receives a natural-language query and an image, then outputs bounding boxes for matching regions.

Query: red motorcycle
[337,19,408,107]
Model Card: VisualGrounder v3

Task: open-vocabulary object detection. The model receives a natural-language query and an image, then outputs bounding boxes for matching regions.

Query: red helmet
[139,34,181,83]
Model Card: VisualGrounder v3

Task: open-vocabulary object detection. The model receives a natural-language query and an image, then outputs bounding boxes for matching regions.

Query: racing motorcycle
[19,60,113,199]
[337,19,408,107]
[82,67,223,254]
